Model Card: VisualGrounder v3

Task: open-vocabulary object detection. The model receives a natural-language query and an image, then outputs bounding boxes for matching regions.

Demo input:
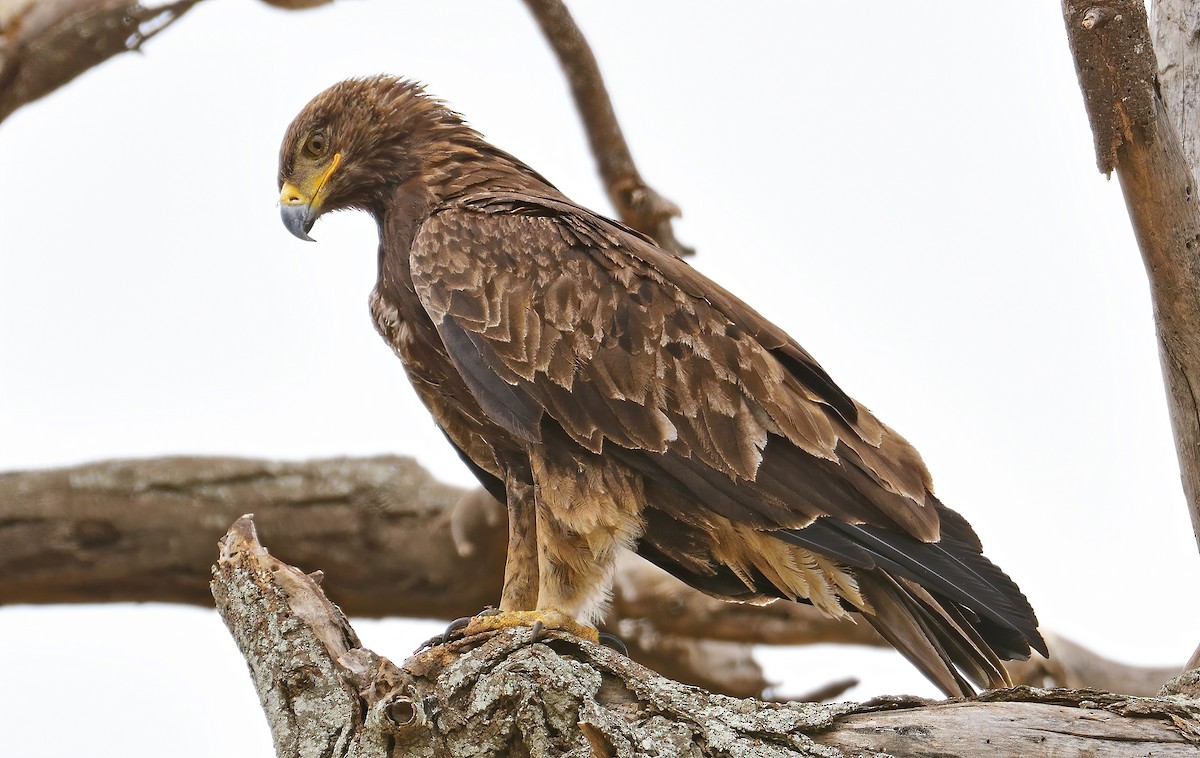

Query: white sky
[1,1,1195,755]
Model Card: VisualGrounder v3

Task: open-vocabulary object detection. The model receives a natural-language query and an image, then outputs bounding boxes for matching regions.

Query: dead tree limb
[0,455,768,696]
[0,0,344,123]
[1149,0,1200,186]
[211,515,1200,757]
[1062,0,1200,559]
[0,0,200,123]
[0,455,1179,698]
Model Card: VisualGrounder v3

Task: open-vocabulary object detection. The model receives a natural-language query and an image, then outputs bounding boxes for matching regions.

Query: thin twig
[521,0,693,256]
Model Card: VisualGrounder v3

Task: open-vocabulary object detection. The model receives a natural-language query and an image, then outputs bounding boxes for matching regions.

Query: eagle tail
[855,571,1010,697]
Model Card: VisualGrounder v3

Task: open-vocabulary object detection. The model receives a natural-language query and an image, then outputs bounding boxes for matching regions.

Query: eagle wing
[409,192,1044,693]
[410,192,938,534]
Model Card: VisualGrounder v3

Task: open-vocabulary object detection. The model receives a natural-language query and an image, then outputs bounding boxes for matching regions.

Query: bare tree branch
[0,0,341,124]
[0,0,200,123]
[1061,0,1200,561]
[0,455,491,615]
[211,515,1200,757]
[1,455,1181,698]
[521,0,692,256]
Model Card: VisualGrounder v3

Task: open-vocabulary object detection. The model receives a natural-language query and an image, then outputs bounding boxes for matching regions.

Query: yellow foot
[462,609,599,643]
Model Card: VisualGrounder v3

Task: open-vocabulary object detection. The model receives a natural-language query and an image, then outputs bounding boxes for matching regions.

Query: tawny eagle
[277,75,1044,697]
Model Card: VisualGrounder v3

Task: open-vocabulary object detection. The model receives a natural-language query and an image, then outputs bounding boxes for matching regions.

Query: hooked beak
[278,152,342,242]
[280,190,316,241]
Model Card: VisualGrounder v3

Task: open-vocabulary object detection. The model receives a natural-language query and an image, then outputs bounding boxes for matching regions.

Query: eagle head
[277,75,469,241]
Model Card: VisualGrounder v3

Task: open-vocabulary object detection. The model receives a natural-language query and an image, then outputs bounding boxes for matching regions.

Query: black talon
[441,616,473,643]
[414,632,444,652]
[529,619,545,642]
[597,632,628,656]
[414,615,474,652]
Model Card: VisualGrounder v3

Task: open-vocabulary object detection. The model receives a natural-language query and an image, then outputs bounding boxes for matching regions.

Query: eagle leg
[499,473,539,612]
[529,447,645,626]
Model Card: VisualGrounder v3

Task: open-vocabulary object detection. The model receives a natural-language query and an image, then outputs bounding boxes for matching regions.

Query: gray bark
[1150,0,1200,186]
[212,516,1200,757]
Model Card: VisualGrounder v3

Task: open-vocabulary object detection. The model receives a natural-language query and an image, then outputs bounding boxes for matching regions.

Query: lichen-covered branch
[211,515,1200,757]
[0,454,1179,698]
[521,0,692,256]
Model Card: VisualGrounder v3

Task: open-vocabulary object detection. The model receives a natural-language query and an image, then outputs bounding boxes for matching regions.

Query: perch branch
[211,515,1200,757]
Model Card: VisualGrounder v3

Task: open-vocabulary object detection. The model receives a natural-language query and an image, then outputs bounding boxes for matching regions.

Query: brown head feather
[279,76,555,221]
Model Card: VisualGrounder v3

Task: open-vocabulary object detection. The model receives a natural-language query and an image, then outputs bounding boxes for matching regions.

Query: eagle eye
[305,132,328,158]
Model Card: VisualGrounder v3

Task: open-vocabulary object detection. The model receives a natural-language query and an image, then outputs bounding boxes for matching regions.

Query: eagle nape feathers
[276,75,1046,698]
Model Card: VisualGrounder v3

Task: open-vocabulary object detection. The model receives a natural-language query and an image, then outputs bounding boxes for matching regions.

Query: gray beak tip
[280,203,317,242]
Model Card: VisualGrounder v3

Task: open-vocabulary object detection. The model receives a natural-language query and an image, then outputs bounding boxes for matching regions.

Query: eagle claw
[597,631,628,656]
[414,615,476,652]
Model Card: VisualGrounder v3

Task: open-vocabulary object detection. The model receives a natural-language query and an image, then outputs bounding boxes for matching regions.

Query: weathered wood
[1062,0,1200,557]
[820,694,1200,757]
[1005,632,1178,696]
[1150,0,1200,186]
[212,516,1200,757]
[0,455,494,616]
[211,517,378,757]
